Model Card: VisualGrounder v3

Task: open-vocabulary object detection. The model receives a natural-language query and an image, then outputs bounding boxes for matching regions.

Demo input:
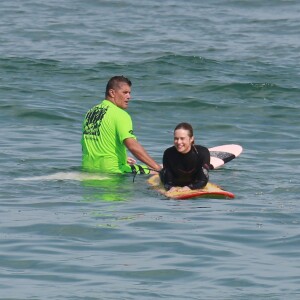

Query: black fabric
[210,151,235,163]
[160,145,210,190]
[137,164,145,174]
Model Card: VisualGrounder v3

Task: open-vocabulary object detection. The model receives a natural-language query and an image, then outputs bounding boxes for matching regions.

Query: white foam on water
[15,171,110,181]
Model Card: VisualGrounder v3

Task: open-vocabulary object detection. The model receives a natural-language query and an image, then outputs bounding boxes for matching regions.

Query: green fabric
[81,100,137,173]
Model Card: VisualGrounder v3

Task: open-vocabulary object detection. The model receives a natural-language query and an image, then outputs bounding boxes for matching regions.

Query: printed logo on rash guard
[83,106,108,136]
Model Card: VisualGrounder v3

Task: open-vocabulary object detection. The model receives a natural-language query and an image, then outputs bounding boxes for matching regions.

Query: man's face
[111,83,131,109]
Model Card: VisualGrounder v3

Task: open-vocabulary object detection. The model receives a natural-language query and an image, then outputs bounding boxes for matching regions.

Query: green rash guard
[81,100,137,173]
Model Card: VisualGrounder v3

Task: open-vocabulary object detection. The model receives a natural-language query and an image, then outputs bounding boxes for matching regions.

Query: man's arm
[124,138,161,172]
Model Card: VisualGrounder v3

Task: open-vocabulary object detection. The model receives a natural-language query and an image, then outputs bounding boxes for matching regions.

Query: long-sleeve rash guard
[160,145,210,190]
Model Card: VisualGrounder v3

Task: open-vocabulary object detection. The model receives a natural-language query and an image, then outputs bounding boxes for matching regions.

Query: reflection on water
[81,173,138,202]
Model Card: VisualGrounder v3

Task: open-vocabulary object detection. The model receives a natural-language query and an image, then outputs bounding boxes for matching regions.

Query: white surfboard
[209,144,243,169]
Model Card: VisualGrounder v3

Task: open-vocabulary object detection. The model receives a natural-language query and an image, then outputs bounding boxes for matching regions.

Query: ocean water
[1,0,300,299]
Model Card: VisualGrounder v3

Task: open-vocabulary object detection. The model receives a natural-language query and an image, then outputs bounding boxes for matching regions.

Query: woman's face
[174,128,194,154]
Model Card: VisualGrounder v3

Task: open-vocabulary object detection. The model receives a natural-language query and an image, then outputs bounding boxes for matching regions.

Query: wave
[14,171,110,181]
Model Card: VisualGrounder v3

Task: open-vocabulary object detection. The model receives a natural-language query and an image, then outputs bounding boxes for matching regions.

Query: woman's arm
[160,151,176,191]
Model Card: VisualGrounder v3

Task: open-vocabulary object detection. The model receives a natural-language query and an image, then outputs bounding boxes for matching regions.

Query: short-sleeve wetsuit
[160,145,210,190]
[81,100,149,174]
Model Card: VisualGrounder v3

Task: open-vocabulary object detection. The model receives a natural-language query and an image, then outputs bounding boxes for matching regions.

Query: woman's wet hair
[174,122,194,138]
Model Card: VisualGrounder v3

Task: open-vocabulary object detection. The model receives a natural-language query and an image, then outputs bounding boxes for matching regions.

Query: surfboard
[148,174,234,200]
[209,144,243,169]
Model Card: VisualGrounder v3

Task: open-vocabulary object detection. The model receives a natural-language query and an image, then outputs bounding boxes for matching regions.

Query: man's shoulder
[104,100,131,116]
[93,100,131,117]
[86,100,108,112]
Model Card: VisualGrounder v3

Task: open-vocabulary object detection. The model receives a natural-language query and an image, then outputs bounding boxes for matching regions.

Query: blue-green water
[1,0,300,299]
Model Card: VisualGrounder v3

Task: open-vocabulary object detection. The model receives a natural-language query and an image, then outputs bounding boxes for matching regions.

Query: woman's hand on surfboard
[168,186,191,193]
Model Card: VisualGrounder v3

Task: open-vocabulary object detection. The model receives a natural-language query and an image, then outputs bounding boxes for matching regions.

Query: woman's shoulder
[195,144,208,149]
[194,144,210,153]
[164,145,176,154]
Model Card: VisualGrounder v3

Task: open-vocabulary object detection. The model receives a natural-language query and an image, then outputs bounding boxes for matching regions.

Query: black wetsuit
[160,145,210,190]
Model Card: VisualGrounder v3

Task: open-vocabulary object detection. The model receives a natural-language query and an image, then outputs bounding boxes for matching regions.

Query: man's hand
[127,157,137,165]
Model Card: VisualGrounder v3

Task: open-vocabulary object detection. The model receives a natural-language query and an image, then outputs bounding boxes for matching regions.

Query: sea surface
[1,0,299,299]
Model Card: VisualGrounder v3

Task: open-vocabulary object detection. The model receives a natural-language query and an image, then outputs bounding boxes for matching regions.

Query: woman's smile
[174,128,194,154]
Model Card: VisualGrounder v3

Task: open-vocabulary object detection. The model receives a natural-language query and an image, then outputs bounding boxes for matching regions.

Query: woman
[160,122,210,192]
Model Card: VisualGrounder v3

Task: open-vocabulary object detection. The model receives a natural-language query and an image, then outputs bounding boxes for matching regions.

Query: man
[81,76,161,174]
